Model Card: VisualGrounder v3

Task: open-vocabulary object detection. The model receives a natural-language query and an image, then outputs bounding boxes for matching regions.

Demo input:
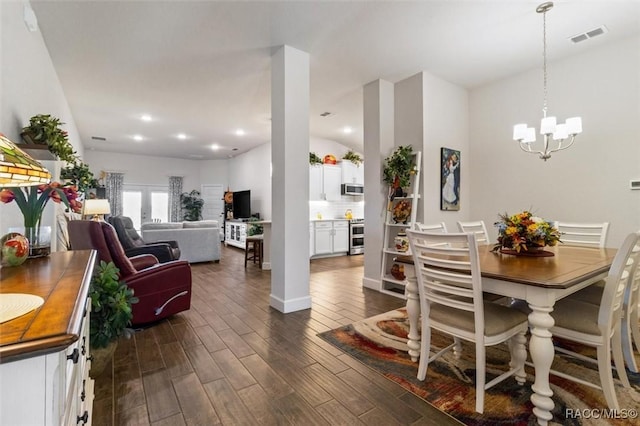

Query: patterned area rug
[318,309,640,426]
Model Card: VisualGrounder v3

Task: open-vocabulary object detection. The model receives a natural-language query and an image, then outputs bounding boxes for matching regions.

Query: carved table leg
[528,303,555,426]
[406,276,421,362]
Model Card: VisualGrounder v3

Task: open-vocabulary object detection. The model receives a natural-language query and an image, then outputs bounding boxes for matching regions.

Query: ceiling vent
[320,112,334,117]
[569,25,608,44]
[91,136,107,141]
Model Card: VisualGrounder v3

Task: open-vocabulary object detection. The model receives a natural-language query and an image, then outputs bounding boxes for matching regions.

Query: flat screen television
[233,190,251,219]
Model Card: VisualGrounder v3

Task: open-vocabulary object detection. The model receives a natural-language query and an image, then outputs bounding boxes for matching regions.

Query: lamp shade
[83,199,111,219]
[0,134,52,187]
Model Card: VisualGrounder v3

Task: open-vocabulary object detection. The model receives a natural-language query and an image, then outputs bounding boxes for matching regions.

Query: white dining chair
[456,220,490,245]
[568,242,640,373]
[407,230,529,414]
[415,222,448,233]
[555,221,610,248]
[548,231,640,410]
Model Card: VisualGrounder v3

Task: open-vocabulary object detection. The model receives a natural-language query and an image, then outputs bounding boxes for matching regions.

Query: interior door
[201,184,224,222]
[122,184,169,231]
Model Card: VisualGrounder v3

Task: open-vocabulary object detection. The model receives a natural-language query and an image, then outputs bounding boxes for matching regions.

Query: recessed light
[343,126,354,134]
[133,135,143,141]
[177,133,187,140]
[211,144,220,151]
[235,129,245,136]
[141,114,152,122]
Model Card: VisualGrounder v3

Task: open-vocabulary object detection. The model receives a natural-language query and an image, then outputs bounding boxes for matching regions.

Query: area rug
[318,308,640,426]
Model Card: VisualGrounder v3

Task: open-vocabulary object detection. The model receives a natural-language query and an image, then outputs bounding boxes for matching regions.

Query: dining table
[401,244,617,426]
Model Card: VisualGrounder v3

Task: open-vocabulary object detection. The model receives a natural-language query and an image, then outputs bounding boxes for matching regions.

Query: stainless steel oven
[349,219,364,255]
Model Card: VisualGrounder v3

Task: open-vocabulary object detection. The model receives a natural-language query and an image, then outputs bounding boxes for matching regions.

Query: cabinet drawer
[314,222,332,230]
[333,221,349,229]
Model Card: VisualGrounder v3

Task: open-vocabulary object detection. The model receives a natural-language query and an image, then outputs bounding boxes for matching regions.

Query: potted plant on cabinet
[180,190,204,221]
[342,150,362,166]
[21,114,77,162]
[309,152,323,165]
[89,261,138,377]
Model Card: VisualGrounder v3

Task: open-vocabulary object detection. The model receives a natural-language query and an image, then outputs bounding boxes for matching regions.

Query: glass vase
[9,226,52,258]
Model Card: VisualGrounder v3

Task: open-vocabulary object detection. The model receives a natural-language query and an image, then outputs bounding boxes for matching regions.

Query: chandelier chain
[542,9,548,117]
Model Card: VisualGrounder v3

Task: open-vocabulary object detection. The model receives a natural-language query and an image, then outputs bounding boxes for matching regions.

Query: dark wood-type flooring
[92,246,461,425]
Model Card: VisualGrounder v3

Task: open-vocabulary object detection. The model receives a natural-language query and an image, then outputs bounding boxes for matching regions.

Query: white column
[362,79,394,290]
[270,45,311,313]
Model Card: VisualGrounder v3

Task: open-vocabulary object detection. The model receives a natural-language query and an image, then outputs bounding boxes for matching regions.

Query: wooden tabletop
[398,244,617,289]
[0,250,96,362]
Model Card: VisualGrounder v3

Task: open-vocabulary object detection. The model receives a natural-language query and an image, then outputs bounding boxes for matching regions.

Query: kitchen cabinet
[309,164,342,201]
[312,220,349,258]
[225,221,247,249]
[341,161,364,185]
[0,250,97,426]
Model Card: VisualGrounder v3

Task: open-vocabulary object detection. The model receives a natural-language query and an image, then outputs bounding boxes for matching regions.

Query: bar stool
[245,234,263,268]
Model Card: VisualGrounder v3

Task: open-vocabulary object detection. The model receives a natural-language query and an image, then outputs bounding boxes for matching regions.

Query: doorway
[122,184,169,231]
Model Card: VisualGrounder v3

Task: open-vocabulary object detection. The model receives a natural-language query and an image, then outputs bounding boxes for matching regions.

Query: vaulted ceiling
[31,1,640,160]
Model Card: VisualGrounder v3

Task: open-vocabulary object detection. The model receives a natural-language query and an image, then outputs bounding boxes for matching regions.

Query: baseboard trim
[269,294,312,313]
[261,261,271,270]
[362,277,381,291]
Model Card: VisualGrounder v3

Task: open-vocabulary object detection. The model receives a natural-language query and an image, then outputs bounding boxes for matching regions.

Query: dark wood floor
[92,246,461,425]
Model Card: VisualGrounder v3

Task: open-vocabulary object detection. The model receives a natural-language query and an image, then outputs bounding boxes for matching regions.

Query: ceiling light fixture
[211,144,220,151]
[141,114,152,122]
[343,126,353,134]
[177,133,187,140]
[133,135,143,142]
[235,129,245,136]
[512,2,582,161]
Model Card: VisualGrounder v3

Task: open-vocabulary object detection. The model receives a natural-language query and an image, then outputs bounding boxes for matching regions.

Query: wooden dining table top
[398,244,617,289]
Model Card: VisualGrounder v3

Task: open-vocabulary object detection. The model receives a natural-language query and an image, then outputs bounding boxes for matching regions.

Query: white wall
[84,151,207,192]
[423,72,469,229]
[0,1,82,235]
[228,142,271,219]
[394,72,469,231]
[469,35,640,246]
[0,2,82,156]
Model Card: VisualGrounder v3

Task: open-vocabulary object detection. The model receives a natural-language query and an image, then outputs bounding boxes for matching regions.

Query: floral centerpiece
[0,182,82,257]
[493,210,560,254]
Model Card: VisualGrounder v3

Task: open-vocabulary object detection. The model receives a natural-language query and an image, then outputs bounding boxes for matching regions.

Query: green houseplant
[21,114,77,162]
[383,145,415,190]
[60,160,100,195]
[181,190,204,221]
[89,261,138,376]
[342,150,362,166]
[309,152,323,165]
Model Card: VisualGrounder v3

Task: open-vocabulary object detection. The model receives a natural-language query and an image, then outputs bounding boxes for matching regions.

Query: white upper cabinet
[309,164,342,201]
[341,161,364,185]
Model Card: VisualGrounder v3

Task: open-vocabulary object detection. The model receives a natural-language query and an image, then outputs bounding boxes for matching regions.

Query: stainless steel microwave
[341,183,364,196]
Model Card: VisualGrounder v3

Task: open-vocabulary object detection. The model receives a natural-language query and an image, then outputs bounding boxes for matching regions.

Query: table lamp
[0,134,52,187]
[83,199,111,221]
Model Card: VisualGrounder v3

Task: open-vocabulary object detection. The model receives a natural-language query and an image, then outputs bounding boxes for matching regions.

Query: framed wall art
[440,147,460,211]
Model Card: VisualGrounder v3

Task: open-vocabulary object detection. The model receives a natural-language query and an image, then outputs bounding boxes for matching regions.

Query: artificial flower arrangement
[493,210,561,253]
[0,182,82,228]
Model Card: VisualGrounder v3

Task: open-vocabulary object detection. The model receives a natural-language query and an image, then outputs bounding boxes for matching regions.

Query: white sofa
[141,220,221,263]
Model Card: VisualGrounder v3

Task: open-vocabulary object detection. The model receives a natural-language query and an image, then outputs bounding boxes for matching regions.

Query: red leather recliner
[68,220,192,325]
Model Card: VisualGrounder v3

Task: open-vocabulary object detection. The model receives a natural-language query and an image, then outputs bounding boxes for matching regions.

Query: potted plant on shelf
[181,189,204,221]
[21,114,77,162]
[383,145,415,197]
[342,150,362,166]
[89,260,138,377]
[60,160,100,195]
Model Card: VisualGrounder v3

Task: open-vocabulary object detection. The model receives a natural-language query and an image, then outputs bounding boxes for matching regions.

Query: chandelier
[513,2,582,161]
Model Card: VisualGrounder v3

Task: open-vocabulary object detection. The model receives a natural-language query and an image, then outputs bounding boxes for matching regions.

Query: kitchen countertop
[310,218,350,222]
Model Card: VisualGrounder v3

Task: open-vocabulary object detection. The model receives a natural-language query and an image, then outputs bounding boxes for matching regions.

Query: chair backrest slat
[415,222,448,233]
[555,222,609,248]
[598,232,640,330]
[408,230,484,332]
[457,221,489,245]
